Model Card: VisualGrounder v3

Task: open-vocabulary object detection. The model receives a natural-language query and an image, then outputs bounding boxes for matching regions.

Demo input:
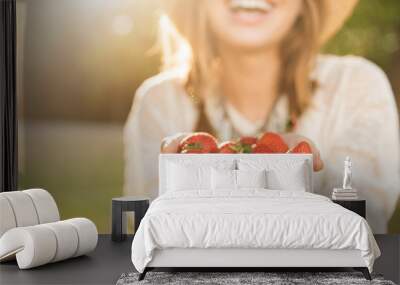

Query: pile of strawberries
[178,132,312,154]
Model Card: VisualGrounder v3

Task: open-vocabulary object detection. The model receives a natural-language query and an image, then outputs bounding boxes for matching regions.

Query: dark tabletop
[112,197,149,202]
[0,234,399,285]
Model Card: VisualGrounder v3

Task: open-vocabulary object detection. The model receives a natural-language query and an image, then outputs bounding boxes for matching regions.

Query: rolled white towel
[0,218,98,269]
[42,221,79,262]
[0,191,39,227]
[64,218,98,257]
[0,196,17,237]
[0,189,60,237]
[23,189,60,224]
[0,225,57,268]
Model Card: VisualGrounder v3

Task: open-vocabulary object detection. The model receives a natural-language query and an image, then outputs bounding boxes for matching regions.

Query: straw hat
[161,0,359,44]
[320,0,359,43]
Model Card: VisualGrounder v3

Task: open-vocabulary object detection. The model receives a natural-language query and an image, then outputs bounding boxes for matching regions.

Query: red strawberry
[219,141,239,153]
[290,141,312,154]
[257,132,288,153]
[237,136,256,153]
[252,144,274,153]
[239,136,257,146]
[179,132,218,154]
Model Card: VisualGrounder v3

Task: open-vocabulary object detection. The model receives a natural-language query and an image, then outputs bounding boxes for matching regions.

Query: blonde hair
[159,0,326,117]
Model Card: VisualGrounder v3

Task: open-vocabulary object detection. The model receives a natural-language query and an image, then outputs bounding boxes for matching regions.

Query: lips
[227,0,273,25]
[229,0,273,13]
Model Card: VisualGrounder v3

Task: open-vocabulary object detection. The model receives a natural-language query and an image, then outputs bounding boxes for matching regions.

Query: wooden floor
[0,235,399,285]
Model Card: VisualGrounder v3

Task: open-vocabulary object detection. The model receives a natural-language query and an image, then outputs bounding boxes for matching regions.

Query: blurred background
[17,0,400,233]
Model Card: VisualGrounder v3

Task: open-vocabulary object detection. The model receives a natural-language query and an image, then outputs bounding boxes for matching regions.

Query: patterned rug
[116,271,395,285]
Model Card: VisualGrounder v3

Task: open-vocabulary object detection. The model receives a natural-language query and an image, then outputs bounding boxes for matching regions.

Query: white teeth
[229,0,272,12]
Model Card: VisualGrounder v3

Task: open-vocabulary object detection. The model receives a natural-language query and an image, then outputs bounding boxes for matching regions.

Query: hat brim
[320,0,359,44]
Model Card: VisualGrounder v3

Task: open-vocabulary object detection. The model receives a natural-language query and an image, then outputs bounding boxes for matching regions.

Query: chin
[206,0,301,52]
[217,31,280,51]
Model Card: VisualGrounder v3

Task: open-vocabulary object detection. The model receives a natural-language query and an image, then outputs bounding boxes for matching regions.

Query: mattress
[131,190,380,273]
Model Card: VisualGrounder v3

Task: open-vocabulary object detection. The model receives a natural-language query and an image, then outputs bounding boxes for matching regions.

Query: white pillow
[165,159,236,192]
[238,159,308,191]
[236,169,267,189]
[211,169,268,190]
[266,162,307,191]
[211,168,236,190]
[167,162,211,191]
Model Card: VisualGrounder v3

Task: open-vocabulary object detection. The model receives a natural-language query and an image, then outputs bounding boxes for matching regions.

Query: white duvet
[131,190,380,273]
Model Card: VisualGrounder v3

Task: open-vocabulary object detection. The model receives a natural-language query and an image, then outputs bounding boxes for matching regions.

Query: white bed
[131,154,380,280]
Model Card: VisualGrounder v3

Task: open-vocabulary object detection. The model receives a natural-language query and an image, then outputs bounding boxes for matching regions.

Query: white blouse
[124,55,400,233]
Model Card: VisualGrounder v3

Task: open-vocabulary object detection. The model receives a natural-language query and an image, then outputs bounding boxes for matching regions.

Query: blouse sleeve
[325,57,400,233]
[123,76,196,199]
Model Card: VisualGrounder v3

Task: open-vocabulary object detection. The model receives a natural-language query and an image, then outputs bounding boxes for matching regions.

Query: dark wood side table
[332,199,366,218]
[112,197,149,242]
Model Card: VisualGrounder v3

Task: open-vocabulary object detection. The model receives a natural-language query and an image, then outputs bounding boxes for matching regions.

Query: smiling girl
[124,0,400,233]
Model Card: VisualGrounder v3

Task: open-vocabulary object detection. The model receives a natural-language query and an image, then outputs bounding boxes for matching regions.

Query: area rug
[116,271,395,285]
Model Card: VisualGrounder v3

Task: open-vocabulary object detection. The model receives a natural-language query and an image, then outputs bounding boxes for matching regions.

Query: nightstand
[111,197,150,242]
[332,199,366,218]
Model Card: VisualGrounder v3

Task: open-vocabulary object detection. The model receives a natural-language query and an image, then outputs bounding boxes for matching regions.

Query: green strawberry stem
[229,143,253,153]
[241,144,253,153]
[185,142,202,150]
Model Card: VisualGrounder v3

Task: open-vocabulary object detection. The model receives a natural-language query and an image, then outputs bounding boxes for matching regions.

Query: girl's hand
[281,133,324,172]
[160,133,189,153]
[160,132,324,172]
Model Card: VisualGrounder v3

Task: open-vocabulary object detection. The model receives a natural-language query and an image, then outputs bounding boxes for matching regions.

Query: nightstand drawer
[333,200,366,218]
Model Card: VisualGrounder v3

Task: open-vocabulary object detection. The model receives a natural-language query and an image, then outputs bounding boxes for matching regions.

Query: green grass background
[19,122,123,233]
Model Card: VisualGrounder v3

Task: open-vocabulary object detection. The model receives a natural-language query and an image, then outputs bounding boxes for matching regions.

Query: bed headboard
[159,154,313,196]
